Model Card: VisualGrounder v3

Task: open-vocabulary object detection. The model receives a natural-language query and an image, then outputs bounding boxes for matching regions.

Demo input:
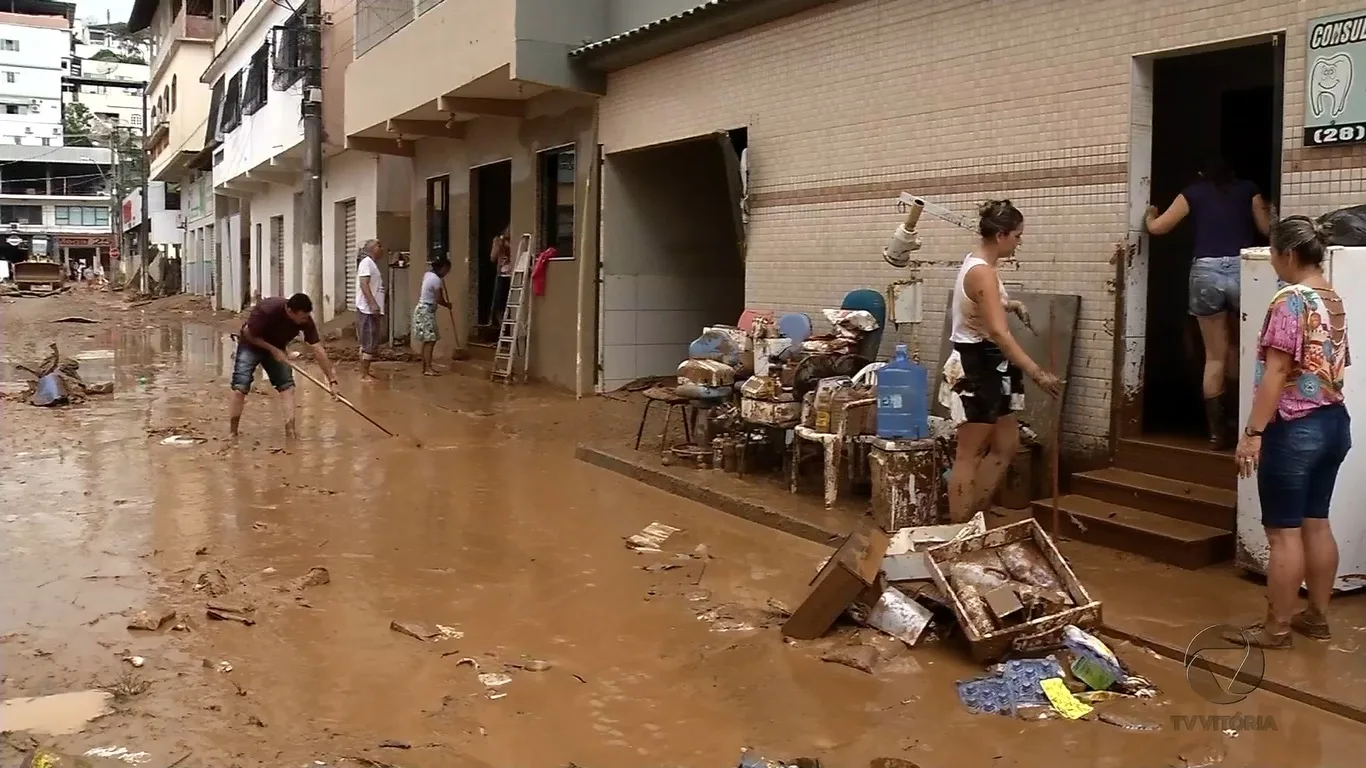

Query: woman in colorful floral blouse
[1235,216,1352,648]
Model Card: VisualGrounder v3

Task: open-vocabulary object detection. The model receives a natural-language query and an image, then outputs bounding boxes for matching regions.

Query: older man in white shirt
[355,239,385,381]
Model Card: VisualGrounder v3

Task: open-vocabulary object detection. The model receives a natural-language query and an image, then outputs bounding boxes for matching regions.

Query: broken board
[782,517,890,640]
[932,291,1080,449]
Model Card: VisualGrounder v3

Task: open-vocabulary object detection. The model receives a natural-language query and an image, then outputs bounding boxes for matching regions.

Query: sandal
[1222,623,1292,649]
[1290,611,1331,640]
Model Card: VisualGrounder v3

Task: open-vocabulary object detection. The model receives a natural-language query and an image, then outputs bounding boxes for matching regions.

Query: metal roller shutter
[271,215,285,297]
[342,200,357,310]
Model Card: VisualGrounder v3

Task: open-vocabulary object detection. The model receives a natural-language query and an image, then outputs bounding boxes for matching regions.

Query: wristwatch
[1244,426,1263,437]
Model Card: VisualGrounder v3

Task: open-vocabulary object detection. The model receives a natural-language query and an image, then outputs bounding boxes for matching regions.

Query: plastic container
[875,344,929,439]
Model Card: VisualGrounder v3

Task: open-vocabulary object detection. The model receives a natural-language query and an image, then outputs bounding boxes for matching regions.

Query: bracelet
[1244,426,1263,437]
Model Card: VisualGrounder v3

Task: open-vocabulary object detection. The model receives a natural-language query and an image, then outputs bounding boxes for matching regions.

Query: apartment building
[200,0,405,320]
[66,19,149,132]
[127,0,215,297]
[0,143,115,273]
[0,1,73,149]
[121,180,184,290]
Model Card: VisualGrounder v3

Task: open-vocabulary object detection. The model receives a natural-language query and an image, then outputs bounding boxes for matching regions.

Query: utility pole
[139,43,151,296]
[300,1,323,306]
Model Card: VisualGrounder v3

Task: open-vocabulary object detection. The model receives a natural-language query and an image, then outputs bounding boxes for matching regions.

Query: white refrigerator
[1237,246,1366,591]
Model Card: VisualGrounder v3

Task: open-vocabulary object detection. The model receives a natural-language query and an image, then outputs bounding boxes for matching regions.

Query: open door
[1269,32,1285,210]
[712,130,747,260]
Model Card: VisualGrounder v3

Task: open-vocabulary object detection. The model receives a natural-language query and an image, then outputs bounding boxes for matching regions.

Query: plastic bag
[1318,204,1366,247]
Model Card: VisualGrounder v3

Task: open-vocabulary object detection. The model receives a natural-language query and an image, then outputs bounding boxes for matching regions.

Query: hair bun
[1313,218,1332,245]
[978,199,1010,217]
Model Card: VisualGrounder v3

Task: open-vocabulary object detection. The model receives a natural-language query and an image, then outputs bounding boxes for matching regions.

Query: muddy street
[3,290,1366,768]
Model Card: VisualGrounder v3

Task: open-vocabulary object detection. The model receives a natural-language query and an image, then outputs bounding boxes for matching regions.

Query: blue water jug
[876,344,929,439]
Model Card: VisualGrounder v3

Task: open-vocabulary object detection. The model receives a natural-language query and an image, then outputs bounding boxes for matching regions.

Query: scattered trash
[433,625,463,640]
[160,435,205,446]
[83,746,153,765]
[1061,625,1124,691]
[881,513,985,582]
[0,690,114,735]
[509,659,552,672]
[126,608,176,631]
[625,522,681,552]
[283,566,331,591]
[121,655,145,668]
[214,661,233,673]
[51,316,99,324]
[205,603,255,626]
[477,673,512,688]
[642,562,681,572]
[820,645,880,674]
[849,586,933,646]
[13,344,114,407]
[389,621,440,641]
[1040,677,1093,720]
[784,519,889,640]
[378,740,411,750]
[1097,711,1161,730]
[30,373,68,407]
[956,658,1065,716]
[194,569,230,597]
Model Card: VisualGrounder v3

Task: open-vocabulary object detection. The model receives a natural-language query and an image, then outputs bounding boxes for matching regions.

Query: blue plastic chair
[840,289,887,359]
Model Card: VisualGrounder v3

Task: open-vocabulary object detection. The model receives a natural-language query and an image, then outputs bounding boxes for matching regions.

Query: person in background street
[355,239,386,381]
[1146,158,1272,449]
[229,293,339,440]
[489,226,512,327]
[1234,216,1351,649]
[945,200,1062,523]
[413,257,453,376]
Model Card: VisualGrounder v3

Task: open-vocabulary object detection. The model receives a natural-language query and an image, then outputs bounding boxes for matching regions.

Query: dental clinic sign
[1305,11,1366,146]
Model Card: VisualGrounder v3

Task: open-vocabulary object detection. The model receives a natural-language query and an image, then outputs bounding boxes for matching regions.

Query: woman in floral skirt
[412,258,453,376]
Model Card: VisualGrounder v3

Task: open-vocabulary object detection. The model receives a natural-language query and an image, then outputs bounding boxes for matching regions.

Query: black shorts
[953,341,1025,424]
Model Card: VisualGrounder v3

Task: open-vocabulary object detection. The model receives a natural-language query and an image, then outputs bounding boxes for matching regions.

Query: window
[11,137,19,145]
[426,176,449,261]
[171,75,177,111]
[4,104,19,115]
[271,12,304,90]
[0,40,19,52]
[55,206,109,226]
[41,137,48,146]
[131,113,142,127]
[1,205,42,224]
[220,71,242,132]
[23,126,30,134]
[4,72,13,83]
[242,43,268,115]
[537,147,576,259]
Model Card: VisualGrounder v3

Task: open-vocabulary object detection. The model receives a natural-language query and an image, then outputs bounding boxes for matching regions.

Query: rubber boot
[1205,396,1232,451]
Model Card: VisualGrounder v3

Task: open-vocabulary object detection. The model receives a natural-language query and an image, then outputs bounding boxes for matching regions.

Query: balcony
[150,1,216,83]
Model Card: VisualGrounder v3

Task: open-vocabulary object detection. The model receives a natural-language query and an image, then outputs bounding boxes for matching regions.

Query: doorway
[1137,38,1283,439]
[470,160,511,344]
[598,130,747,391]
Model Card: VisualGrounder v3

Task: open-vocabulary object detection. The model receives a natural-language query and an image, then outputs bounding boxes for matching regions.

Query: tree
[64,102,94,148]
[89,49,147,65]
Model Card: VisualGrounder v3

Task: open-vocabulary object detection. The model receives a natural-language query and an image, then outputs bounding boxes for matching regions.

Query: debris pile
[9,344,114,406]
[777,514,1160,727]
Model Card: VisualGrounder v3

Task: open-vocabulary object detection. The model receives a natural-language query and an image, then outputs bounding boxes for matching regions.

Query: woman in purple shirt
[1146,159,1272,449]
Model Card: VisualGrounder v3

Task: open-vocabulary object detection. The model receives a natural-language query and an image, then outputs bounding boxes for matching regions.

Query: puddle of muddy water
[0,690,113,735]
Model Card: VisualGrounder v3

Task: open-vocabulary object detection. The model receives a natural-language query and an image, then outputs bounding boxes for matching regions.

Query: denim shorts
[1257,403,1351,528]
[230,341,294,394]
[1189,256,1240,317]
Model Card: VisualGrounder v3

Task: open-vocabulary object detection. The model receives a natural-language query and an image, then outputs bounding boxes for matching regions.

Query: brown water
[3,292,1366,767]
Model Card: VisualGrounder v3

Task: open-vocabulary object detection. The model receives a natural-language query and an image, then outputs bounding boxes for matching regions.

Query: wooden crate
[926,518,1101,662]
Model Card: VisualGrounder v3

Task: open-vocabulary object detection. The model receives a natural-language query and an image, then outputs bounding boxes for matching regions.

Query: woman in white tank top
[944,200,1063,523]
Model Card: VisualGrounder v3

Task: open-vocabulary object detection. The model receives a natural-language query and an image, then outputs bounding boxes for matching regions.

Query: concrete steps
[1033,436,1238,569]
[1031,494,1235,570]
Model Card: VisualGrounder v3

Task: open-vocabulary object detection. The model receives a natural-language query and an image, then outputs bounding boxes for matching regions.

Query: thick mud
[2,289,1365,767]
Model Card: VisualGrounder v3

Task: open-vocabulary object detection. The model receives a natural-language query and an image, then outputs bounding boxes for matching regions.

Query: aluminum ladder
[491,234,533,383]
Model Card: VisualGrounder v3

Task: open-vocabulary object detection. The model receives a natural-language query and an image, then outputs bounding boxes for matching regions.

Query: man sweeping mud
[229,293,340,439]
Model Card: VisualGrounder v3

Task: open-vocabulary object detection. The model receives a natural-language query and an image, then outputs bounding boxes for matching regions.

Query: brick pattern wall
[596,0,1366,457]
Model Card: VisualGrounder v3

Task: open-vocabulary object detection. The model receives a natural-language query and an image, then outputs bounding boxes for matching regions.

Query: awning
[569,0,837,72]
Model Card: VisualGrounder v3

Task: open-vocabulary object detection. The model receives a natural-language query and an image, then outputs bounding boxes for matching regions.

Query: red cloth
[531,246,556,296]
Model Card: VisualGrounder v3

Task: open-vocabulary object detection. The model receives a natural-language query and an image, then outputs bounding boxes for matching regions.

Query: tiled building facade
[589,0,1366,459]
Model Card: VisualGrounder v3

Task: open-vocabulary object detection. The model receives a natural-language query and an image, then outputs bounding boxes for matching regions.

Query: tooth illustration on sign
[1311,53,1354,119]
